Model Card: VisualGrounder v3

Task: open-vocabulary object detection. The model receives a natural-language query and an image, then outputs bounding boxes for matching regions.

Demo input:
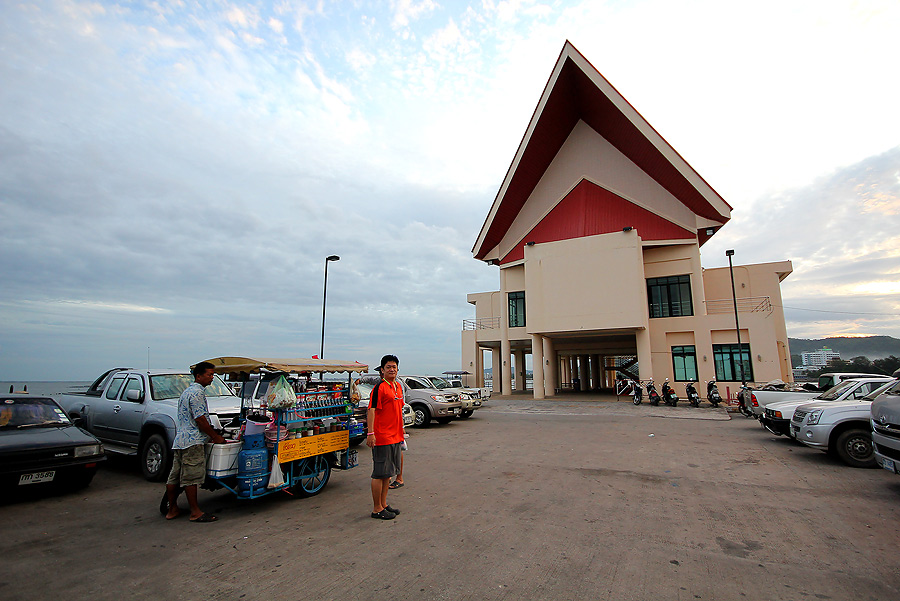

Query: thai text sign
[277,431,349,463]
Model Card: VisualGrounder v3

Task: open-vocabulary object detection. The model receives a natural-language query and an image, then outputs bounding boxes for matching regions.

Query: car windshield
[0,398,71,429]
[863,380,899,401]
[428,377,452,389]
[817,380,858,400]
[150,374,234,400]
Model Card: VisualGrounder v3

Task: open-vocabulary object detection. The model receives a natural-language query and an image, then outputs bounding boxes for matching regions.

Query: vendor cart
[196,356,369,499]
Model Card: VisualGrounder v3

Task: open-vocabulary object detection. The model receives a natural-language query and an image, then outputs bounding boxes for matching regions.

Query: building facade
[801,347,841,367]
[461,42,794,399]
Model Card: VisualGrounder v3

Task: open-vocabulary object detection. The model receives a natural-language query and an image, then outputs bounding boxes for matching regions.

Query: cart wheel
[291,455,331,497]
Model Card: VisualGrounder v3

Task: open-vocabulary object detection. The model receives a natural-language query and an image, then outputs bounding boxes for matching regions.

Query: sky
[1,0,898,381]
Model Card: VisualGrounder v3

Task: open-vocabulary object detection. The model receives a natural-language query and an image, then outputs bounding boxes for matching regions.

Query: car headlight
[806,409,824,425]
[75,444,102,458]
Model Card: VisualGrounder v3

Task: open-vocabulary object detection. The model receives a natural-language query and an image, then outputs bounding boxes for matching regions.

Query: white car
[356,379,415,427]
[761,378,894,437]
[870,375,900,475]
[791,381,898,468]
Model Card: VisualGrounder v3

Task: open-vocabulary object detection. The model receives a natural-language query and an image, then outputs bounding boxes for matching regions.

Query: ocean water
[1,381,92,397]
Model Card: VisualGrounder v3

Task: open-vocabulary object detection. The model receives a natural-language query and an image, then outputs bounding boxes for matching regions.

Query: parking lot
[4,397,900,601]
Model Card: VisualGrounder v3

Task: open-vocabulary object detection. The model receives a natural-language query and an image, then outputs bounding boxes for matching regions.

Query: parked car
[396,376,462,427]
[423,375,484,418]
[870,374,900,475]
[791,380,898,468]
[57,368,241,481]
[1,394,106,491]
[761,378,894,437]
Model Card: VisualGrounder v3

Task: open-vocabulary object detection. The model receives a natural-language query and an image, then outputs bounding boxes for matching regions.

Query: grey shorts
[167,444,207,487]
[371,442,402,479]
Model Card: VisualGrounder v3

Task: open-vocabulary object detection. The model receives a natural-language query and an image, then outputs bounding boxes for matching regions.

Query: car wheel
[412,404,430,428]
[459,410,473,419]
[291,455,331,497]
[348,436,364,447]
[834,428,876,468]
[436,417,453,424]
[140,433,171,482]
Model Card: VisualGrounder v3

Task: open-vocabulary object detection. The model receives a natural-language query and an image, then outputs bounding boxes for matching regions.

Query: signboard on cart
[277,431,349,463]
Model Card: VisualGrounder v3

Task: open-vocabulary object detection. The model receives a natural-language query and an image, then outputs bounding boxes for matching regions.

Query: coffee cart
[198,356,369,499]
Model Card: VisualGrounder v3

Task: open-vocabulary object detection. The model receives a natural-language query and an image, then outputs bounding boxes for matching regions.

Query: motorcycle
[645,379,662,406]
[660,379,678,406]
[630,380,643,405]
[685,381,701,407]
[737,384,756,418]
[706,380,722,408]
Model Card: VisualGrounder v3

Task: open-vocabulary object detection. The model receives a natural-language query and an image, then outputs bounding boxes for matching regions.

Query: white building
[801,347,840,367]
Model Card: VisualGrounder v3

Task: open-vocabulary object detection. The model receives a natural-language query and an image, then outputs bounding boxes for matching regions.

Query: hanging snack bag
[266,375,297,409]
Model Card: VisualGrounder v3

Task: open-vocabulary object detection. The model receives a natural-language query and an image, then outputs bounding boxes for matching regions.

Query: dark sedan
[1,394,106,491]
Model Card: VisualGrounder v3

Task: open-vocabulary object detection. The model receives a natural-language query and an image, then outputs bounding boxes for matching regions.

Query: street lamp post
[725,249,746,386]
[320,255,340,379]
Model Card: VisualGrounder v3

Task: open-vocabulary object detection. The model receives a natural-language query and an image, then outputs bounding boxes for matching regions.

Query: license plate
[452,408,459,414]
[882,458,898,474]
[19,471,56,485]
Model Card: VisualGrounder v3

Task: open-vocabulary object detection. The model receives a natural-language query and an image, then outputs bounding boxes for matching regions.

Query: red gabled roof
[473,41,731,261]
[500,179,695,264]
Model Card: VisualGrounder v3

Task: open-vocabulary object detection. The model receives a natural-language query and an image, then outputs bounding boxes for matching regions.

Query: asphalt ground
[3,396,900,601]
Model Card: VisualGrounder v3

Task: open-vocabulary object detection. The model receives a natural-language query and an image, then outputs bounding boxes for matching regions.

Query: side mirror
[126,389,142,402]
[71,415,85,428]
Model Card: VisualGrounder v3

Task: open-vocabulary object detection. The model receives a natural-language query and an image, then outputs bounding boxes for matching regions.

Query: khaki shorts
[167,444,207,487]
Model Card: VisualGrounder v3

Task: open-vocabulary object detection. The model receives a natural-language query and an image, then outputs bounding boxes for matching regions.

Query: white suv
[792,379,898,468]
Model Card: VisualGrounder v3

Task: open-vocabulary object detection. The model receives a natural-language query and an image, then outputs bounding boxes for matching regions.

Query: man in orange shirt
[366,354,405,520]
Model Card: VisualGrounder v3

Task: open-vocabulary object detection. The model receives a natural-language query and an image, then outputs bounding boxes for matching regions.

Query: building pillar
[636,329,652,383]
[597,354,606,389]
[531,335,545,399]
[579,355,590,392]
[475,347,484,388]
[561,356,571,388]
[543,337,556,397]
[590,354,600,390]
[491,348,501,393]
[514,349,526,391]
[501,339,512,396]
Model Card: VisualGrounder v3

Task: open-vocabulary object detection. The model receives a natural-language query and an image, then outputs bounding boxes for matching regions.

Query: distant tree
[791,354,803,368]
[806,356,882,378]
[874,355,900,376]
[849,356,874,371]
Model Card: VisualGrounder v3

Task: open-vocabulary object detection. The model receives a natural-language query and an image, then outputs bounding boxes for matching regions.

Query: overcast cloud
[1,0,898,380]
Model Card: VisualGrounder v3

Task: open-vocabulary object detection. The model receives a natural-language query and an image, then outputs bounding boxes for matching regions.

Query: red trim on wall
[500,180,695,264]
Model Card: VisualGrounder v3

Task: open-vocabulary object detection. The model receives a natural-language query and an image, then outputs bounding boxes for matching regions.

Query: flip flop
[389,480,404,489]
[189,513,218,523]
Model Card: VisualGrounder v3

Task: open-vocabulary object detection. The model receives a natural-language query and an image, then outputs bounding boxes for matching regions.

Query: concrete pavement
[3,397,899,600]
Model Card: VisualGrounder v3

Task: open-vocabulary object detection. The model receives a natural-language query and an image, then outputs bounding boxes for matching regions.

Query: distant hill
[788,336,900,360]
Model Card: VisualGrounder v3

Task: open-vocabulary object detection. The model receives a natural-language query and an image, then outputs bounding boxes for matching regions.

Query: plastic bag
[266,375,297,409]
[267,459,285,489]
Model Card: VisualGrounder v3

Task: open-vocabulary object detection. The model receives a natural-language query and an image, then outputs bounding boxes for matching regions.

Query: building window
[508,291,525,328]
[672,346,698,382]
[646,275,693,318]
[713,343,753,382]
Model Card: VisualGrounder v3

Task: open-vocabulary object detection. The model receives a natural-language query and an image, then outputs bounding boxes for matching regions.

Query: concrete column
[598,355,606,389]
[475,347,484,388]
[514,349,526,391]
[543,337,556,397]
[636,329,652,383]
[562,356,571,387]
[531,334,545,399]
[500,339,512,396]
[590,354,600,390]
[491,348,501,394]
[579,355,590,392]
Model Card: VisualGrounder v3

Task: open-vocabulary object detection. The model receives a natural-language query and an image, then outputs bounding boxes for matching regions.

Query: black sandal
[370,509,396,520]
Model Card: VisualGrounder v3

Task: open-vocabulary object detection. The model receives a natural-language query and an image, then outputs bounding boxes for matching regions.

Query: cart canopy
[198,357,368,375]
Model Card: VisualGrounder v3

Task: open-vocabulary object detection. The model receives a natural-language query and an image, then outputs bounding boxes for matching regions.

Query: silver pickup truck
[57,368,241,481]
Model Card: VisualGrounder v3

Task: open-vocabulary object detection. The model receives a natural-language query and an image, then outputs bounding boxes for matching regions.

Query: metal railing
[462,317,501,330]
[705,296,772,315]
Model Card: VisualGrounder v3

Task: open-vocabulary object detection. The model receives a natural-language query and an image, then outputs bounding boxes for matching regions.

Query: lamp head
[725,249,735,257]
[326,255,340,262]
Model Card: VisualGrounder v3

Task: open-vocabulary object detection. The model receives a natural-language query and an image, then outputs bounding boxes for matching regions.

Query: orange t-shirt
[369,379,404,445]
